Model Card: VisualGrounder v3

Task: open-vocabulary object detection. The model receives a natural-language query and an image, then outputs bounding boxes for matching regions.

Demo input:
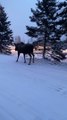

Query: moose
[14,42,34,65]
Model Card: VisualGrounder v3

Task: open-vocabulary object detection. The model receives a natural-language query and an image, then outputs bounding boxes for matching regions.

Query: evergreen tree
[0,4,13,54]
[26,26,38,38]
[57,0,67,39]
[52,0,67,52]
[26,0,57,58]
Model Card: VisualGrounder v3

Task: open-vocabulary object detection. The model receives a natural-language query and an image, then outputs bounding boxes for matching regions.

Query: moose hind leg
[28,54,32,65]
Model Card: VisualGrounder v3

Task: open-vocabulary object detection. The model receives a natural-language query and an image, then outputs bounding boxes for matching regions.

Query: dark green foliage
[26,0,57,57]
[26,0,67,60]
[26,26,38,38]
[57,0,67,36]
[0,4,13,54]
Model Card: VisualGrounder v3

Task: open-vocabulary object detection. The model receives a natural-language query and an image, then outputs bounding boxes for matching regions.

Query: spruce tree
[52,0,67,51]
[26,0,57,58]
[57,0,67,39]
[0,4,13,54]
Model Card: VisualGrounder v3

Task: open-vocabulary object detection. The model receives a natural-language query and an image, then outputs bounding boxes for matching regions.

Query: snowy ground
[0,54,67,120]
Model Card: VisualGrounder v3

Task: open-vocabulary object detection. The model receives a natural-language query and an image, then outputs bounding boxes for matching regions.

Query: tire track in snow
[0,88,45,120]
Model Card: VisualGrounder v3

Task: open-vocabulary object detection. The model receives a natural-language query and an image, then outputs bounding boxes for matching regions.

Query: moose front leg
[16,52,20,62]
[32,53,34,63]
[24,54,26,63]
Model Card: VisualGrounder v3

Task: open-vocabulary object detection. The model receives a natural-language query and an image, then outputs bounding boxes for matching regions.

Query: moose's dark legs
[32,53,34,63]
[16,52,34,65]
[28,54,32,65]
[24,54,26,63]
[16,52,20,62]
[24,53,34,65]
[28,53,34,65]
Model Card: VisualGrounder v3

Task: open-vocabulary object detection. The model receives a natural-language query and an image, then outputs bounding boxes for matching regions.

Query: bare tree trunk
[43,43,46,59]
[43,32,47,59]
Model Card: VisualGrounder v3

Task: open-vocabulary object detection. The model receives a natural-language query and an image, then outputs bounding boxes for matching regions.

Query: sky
[0,0,36,42]
[0,0,64,42]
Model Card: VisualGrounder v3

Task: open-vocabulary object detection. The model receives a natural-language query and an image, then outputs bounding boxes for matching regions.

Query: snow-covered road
[0,54,67,120]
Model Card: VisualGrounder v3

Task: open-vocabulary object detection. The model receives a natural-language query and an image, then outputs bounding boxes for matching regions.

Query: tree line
[26,0,67,58]
[0,0,67,55]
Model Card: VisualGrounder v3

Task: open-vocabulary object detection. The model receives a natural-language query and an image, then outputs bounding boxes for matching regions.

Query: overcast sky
[0,0,64,41]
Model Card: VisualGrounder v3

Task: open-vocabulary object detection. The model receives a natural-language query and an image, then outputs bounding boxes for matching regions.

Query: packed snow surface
[0,54,67,120]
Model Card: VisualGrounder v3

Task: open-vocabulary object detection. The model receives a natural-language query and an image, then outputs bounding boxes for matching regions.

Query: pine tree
[57,0,67,39]
[0,4,13,54]
[52,0,67,52]
[26,0,57,58]
[26,26,38,38]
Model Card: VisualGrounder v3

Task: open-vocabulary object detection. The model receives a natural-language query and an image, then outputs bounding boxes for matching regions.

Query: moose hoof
[28,63,31,65]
